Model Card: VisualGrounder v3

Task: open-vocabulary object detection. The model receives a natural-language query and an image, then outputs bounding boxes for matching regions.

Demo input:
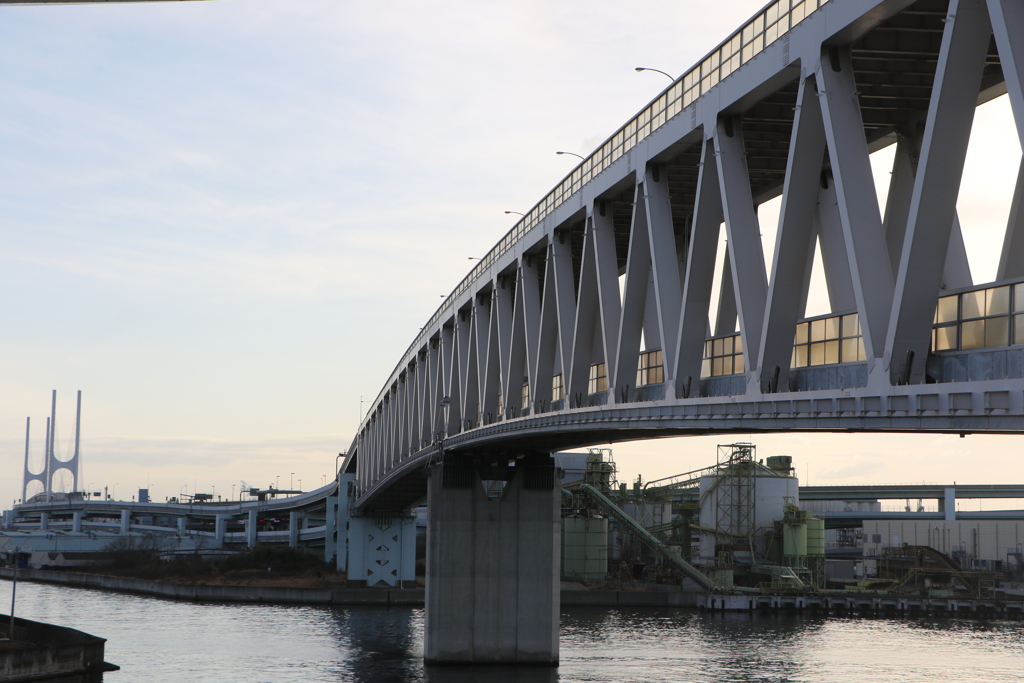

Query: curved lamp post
[635,66,674,81]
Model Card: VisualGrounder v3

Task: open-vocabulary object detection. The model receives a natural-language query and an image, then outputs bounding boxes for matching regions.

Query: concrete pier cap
[424,451,561,665]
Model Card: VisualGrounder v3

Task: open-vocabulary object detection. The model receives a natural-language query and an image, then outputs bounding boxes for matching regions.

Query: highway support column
[424,453,560,665]
[247,508,258,547]
[215,514,229,545]
[328,473,354,570]
[288,511,300,548]
[941,487,957,521]
[347,513,416,587]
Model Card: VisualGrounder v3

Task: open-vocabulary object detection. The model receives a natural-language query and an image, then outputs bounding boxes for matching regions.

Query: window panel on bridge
[552,374,564,402]
[931,283,1024,352]
[792,0,809,23]
[791,312,863,369]
[1016,283,1024,344]
[933,324,957,352]
[636,350,664,386]
[765,9,787,46]
[961,320,985,349]
[588,363,608,394]
[935,295,958,324]
[703,333,743,377]
[986,318,1010,348]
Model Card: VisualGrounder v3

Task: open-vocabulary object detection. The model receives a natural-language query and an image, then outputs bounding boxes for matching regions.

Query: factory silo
[697,446,800,564]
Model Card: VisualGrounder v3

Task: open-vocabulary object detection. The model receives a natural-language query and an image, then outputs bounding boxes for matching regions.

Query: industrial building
[556,445,1024,600]
[4,440,1023,610]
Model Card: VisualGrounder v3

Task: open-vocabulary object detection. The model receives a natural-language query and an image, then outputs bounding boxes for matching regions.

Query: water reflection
[691,610,824,681]
[3,581,1023,683]
[559,607,1024,683]
[334,606,423,682]
[423,665,558,683]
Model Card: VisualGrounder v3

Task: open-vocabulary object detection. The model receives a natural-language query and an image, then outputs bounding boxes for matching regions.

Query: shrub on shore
[91,538,337,583]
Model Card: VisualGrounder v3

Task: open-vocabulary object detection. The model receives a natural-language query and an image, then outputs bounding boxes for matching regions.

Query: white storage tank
[697,455,799,562]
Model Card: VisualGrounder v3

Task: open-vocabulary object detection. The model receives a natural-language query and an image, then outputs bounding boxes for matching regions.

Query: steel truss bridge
[345,0,1024,512]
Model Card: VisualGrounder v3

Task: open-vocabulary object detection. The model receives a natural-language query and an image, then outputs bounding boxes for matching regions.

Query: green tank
[562,516,608,581]
[783,520,808,556]
[806,517,825,556]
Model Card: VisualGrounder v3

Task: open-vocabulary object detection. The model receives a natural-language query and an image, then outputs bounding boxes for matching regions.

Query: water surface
[4,580,1022,682]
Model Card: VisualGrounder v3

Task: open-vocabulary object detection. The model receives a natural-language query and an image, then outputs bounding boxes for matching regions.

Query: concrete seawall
[562,589,698,607]
[0,568,697,607]
[1,613,119,681]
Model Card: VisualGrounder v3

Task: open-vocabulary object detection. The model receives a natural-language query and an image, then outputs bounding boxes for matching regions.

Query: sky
[1,0,1021,510]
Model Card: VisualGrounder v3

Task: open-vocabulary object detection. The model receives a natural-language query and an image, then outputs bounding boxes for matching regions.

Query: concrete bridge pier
[247,509,258,547]
[938,487,957,521]
[424,453,560,665]
[347,512,416,587]
[329,474,354,570]
[289,510,300,548]
[215,514,229,544]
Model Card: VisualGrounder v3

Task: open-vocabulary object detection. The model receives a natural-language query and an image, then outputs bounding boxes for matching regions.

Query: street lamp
[290,473,294,490]
[556,151,584,160]
[504,210,524,216]
[635,66,674,81]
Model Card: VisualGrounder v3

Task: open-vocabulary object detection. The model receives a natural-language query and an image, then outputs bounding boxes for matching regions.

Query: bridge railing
[369,0,833,421]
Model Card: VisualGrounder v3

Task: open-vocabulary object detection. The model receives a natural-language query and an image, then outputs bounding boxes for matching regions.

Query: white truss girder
[348,0,1024,509]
